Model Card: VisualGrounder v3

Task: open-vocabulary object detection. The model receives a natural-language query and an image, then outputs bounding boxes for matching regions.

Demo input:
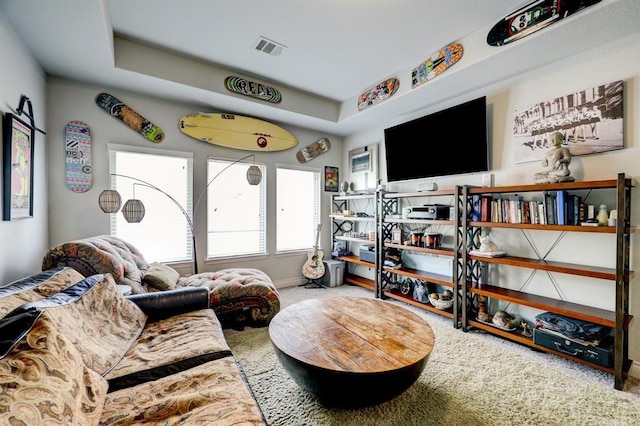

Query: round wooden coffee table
[268,296,435,407]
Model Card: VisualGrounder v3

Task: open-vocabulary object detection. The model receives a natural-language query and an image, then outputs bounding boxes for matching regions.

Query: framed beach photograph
[513,80,624,164]
[3,113,35,220]
[324,166,339,192]
[350,150,373,174]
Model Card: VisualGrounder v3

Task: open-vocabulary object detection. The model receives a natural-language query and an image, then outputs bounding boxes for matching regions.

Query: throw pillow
[143,262,180,291]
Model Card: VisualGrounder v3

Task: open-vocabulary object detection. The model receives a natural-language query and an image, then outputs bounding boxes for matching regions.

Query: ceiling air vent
[254,36,286,56]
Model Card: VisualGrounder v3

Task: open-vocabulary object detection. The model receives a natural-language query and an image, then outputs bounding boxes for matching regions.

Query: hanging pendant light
[98,189,122,213]
[246,165,262,185]
[122,199,145,223]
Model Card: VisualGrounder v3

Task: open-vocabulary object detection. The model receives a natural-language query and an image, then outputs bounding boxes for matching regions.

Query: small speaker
[417,182,438,192]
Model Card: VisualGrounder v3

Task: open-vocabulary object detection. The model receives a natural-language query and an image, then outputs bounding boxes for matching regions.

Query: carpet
[224,284,640,426]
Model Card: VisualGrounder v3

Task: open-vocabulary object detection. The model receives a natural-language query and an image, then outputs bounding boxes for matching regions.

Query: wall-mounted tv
[384,96,489,182]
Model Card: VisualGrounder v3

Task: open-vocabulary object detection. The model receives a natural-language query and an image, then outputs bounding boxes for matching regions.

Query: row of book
[471,191,590,225]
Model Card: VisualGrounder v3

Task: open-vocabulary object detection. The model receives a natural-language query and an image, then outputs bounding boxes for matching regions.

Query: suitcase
[533,327,614,368]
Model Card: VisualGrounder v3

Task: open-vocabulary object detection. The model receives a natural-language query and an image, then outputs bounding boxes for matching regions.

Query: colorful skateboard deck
[358,77,400,111]
[95,93,165,143]
[178,112,298,152]
[296,137,331,163]
[65,120,92,193]
[411,43,463,89]
[487,0,601,46]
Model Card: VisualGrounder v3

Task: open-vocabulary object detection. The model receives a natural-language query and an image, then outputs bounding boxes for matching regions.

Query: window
[276,166,321,252]
[109,145,193,263]
[206,157,266,258]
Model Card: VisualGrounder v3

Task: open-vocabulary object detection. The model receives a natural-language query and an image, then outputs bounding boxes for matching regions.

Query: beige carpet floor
[224,284,640,426]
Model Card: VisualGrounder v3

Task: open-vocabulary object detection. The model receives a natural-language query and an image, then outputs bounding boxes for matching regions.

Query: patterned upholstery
[0,268,267,425]
[179,268,280,326]
[41,235,150,294]
[42,236,280,326]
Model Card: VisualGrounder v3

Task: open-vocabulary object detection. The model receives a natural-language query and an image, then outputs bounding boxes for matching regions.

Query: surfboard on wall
[178,112,298,152]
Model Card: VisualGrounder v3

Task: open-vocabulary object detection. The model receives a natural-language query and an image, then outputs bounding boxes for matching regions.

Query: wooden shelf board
[467,282,620,327]
[383,268,454,287]
[336,254,376,268]
[466,178,635,195]
[343,273,375,291]
[467,319,618,375]
[384,218,454,226]
[384,242,454,257]
[468,254,622,281]
[383,291,454,319]
[468,221,635,234]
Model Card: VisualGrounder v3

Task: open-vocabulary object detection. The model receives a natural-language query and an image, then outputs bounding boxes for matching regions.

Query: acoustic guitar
[302,224,325,280]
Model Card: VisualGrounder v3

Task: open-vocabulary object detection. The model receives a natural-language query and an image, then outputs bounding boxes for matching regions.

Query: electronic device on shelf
[406,204,450,220]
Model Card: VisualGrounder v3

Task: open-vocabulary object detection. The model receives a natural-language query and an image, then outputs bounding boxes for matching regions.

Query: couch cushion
[101,357,266,425]
[0,310,108,426]
[8,273,147,376]
[143,262,180,291]
[105,308,232,391]
[0,267,84,318]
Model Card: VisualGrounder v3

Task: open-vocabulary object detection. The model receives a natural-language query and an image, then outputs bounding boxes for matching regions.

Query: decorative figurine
[520,321,533,337]
[597,202,609,226]
[534,132,575,184]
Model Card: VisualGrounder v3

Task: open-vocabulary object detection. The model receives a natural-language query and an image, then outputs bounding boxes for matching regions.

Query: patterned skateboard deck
[296,137,331,163]
[95,92,165,143]
[411,43,463,89]
[65,120,92,193]
[358,77,400,111]
[487,0,601,46]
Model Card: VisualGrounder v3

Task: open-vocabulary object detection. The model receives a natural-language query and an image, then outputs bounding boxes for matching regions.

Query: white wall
[0,12,47,284]
[344,32,640,377]
[45,78,343,287]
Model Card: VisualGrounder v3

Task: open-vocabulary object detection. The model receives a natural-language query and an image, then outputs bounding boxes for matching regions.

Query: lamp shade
[122,199,146,223]
[98,190,122,213]
[246,165,262,185]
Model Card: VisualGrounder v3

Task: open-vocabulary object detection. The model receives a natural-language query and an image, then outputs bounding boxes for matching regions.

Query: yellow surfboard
[178,112,298,152]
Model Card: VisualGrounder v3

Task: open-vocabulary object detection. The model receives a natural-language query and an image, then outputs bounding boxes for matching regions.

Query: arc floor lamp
[98,154,262,274]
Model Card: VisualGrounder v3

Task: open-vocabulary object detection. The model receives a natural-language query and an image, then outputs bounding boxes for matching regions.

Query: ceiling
[1,0,639,137]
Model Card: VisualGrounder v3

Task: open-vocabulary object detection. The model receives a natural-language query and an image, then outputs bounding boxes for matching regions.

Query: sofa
[41,235,280,328]
[0,266,267,425]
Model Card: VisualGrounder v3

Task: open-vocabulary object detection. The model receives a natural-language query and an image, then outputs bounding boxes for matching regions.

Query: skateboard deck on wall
[296,137,331,163]
[487,0,602,46]
[95,92,165,143]
[64,120,92,193]
[357,77,400,111]
[178,112,298,152]
[411,43,463,89]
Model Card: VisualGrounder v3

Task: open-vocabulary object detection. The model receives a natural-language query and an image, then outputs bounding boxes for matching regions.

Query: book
[556,190,567,225]
[543,191,556,225]
[472,195,481,221]
[572,195,582,225]
[480,195,492,222]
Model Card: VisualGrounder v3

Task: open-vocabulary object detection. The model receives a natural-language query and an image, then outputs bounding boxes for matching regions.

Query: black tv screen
[384,96,489,182]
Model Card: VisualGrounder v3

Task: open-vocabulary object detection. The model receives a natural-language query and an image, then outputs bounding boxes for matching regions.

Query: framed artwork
[3,113,34,220]
[324,166,339,192]
[350,150,372,174]
[514,80,624,164]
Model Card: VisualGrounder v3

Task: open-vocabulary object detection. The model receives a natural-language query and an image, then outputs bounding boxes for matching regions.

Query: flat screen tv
[384,96,489,182]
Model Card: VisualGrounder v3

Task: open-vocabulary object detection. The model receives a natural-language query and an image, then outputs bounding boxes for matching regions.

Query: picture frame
[324,166,339,192]
[391,228,402,244]
[350,150,373,174]
[513,79,624,164]
[3,113,35,220]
